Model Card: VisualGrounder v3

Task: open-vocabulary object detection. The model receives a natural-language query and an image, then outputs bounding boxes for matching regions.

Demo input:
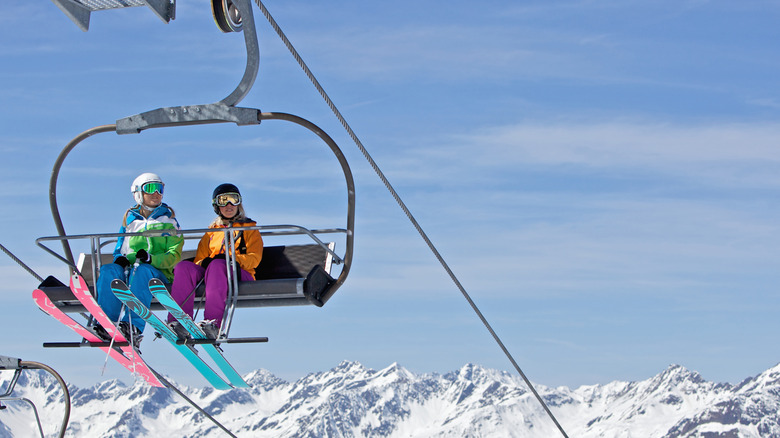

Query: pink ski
[33,288,164,387]
[67,272,162,387]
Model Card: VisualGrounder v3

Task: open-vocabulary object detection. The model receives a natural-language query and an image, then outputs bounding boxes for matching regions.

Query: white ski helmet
[131,172,164,207]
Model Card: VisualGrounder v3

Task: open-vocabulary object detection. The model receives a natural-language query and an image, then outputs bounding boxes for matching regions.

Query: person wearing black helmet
[166,183,263,339]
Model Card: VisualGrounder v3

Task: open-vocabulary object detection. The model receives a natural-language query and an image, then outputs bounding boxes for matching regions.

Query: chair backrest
[255,243,334,279]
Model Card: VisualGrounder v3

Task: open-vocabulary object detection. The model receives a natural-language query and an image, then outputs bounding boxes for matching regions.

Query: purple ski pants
[167,259,254,328]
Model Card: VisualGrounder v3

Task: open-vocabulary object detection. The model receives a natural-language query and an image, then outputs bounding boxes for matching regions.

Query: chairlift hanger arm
[49,125,116,266]
[219,0,259,107]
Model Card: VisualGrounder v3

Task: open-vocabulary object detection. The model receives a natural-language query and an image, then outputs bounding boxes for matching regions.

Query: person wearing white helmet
[94,172,184,348]
[165,183,263,340]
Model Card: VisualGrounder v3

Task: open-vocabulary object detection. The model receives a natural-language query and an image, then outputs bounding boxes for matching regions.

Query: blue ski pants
[96,263,169,332]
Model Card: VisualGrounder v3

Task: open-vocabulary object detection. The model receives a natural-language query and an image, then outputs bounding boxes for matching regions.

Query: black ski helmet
[212,183,241,214]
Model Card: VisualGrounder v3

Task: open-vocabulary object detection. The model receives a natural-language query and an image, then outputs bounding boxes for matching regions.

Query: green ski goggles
[141,182,164,195]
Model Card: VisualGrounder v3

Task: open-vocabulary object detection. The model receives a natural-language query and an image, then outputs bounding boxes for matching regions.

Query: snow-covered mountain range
[1,360,779,437]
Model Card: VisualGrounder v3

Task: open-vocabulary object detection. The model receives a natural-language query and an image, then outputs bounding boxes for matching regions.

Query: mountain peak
[3,362,779,437]
[659,363,704,385]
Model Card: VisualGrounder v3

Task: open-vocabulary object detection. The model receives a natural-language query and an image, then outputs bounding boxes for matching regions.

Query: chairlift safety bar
[36,225,347,272]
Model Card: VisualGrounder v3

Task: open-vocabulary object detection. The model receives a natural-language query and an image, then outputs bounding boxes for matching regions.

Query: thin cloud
[359,120,780,193]
[438,122,780,188]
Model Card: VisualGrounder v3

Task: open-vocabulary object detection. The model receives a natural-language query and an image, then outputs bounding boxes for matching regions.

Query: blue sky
[1,0,779,391]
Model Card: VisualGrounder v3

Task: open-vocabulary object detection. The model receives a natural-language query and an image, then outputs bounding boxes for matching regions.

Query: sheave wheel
[212,0,243,33]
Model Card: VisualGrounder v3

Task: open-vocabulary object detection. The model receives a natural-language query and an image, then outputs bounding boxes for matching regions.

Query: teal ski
[110,279,233,390]
[149,278,249,388]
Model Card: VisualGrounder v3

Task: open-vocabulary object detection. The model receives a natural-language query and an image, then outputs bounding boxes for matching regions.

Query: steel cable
[153,372,238,438]
[0,243,43,283]
[254,2,569,436]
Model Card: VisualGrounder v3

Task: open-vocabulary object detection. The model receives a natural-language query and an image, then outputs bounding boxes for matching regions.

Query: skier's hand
[136,249,151,264]
[213,253,226,260]
[115,256,130,268]
[200,257,213,270]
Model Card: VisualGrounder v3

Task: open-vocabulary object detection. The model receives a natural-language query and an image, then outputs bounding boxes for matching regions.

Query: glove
[213,254,226,260]
[114,256,130,268]
[135,249,151,264]
[200,257,214,270]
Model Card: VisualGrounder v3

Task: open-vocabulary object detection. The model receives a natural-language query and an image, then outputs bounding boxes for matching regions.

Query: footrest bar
[175,336,269,345]
[43,341,130,348]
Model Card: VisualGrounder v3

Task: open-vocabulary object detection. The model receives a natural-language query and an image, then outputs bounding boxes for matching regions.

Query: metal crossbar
[69,0,148,10]
[50,0,173,31]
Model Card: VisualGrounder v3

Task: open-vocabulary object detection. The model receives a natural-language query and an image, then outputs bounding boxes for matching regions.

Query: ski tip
[111,279,129,288]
